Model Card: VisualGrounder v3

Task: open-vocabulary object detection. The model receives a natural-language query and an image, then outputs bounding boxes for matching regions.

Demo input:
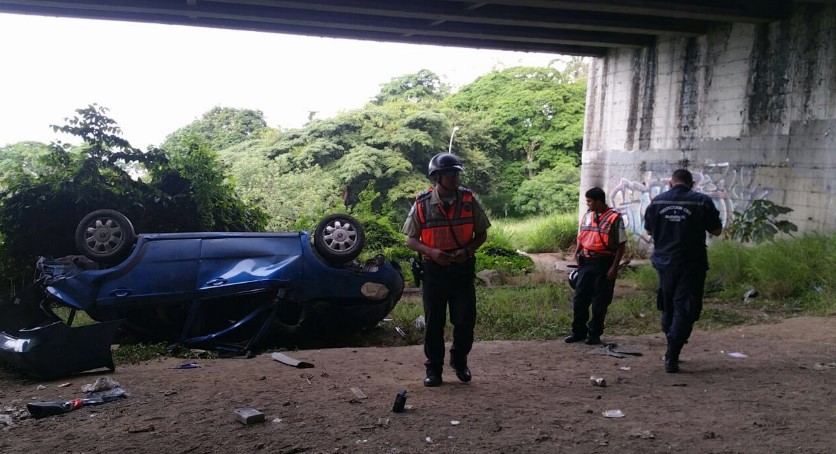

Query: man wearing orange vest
[565,187,627,345]
[402,152,490,387]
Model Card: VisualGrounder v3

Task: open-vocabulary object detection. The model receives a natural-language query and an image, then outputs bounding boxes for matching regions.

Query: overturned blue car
[0,210,404,379]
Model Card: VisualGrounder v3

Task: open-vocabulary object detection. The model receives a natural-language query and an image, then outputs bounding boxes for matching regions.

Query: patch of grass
[492,213,577,253]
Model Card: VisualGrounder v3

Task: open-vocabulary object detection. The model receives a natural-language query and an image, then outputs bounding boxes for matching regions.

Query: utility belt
[578,254,614,267]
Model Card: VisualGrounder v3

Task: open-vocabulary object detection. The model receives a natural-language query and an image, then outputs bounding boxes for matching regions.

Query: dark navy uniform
[644,184,722,349]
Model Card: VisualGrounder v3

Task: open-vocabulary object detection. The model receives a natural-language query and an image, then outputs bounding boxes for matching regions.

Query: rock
[476,269,502,286]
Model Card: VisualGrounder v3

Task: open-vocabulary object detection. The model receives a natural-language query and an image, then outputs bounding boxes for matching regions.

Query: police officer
[402,152,490,387]
[565,187,627,345]
[644,169,723,373]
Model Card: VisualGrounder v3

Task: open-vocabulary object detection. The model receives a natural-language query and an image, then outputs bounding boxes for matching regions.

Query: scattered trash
[0,414,13,426]
[350,387,368,400]
[602,409,625,418]
[233,408,265,426]
[392,389,407,413]
[590,376,607,387]
[451,420,460,426]
[169,362,200,369]
[425,437,433,443]
[812,362,836,370]
[272,418,283,423]
[126,425,155,433]
[619,366,631,371]
[587,343,643,358]
[629,429,655,439]
[727,352,748,359]
[395,326,407,338]
[271,352,314,369]
[376,417,390,428]
[742,289,759,303]
[27,389,126,419]
[81,377,121,393]
[36,385,46,390]
[414,315,426,331]
[58,383,72,388]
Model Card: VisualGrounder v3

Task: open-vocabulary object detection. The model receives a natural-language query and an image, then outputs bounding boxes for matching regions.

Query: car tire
[313,214,365,264]
[75,209,137,263]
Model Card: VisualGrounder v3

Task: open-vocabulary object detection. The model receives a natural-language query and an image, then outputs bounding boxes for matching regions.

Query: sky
[0,13,566,150]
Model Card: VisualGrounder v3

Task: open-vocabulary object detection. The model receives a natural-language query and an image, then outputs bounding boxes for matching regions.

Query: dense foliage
[0,62,587,284]
[0,105,265,278]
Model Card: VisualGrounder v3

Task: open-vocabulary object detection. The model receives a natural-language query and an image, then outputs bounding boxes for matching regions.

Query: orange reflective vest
[416,188,475,252]
[578,208,620,258]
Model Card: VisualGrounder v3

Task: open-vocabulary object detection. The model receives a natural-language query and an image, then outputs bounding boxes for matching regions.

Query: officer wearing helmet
[402,152,491,387]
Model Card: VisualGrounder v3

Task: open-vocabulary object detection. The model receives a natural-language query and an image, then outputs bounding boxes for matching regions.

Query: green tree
[372,69,450,105]
[0,105,265,277]
[443,65,586,216]
[161,106,268,152]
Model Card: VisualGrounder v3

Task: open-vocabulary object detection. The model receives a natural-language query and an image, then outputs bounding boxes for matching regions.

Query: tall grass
[492,213,578,253]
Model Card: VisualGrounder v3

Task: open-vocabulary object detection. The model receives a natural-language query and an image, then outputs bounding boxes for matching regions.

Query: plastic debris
[350,387,367,400]
[0,414,13,426]
[743,289,759,303]
[727,352,748,359]
[271,352,314,368]
[602,409,625,418]
[451,420,460,426]
[812,362,836,370]
[58,383,72,388]
[619,366,631,371]
[590,376,607,387]
[425,437,433,443]
[169,362,200,369]
[395,326,407,338]
[81,377,121,393]
[36,385,46,390]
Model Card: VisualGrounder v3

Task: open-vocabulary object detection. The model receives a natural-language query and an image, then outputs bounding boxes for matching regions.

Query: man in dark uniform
[644,169,723,373]
[403,152,490,387]
[565,187,627,346]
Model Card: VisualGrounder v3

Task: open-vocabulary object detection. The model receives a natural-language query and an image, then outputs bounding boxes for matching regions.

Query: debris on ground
[271,352,314,369]
[350,387,367,399]
[392,389,407,413]
[602,409,625,418]
[81,377,121,393]
[169,362,201,369]
[233,407,265,426]
[590,376,607,387]
[586,343,643,358]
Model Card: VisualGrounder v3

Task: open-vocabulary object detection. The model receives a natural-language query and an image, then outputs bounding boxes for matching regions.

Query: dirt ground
[2,256,835,453]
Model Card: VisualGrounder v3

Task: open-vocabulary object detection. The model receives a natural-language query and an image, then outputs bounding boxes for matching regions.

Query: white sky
[0,13,566,150]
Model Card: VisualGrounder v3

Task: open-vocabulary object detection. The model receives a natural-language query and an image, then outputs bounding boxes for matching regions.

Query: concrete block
[234,408,265,426]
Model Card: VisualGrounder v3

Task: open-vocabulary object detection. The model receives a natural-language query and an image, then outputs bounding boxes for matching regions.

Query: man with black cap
[402,152,490,387]
[644,169,723,373]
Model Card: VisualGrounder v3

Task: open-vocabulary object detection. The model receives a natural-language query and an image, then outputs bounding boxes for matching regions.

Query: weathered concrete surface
[582,2,835,238]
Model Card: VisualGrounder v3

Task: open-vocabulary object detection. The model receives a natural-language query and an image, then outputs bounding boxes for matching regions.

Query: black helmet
[428,152,464,176]
[568,268,579,289]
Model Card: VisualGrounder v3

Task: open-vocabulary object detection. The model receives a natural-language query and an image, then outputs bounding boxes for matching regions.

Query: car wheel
[313,214,365,264]
[75,209,137,263]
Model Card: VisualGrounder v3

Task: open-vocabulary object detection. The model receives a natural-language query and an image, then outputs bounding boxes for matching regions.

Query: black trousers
[656,267,706,345]
[422,258,477,372]
[571,256,615,338]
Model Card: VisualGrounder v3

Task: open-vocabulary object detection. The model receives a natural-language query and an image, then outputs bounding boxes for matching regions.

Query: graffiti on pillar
[609,164,771,238]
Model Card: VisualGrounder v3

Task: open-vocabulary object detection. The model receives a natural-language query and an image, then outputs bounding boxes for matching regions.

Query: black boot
[664,340,683,373]
[424,368,442,387]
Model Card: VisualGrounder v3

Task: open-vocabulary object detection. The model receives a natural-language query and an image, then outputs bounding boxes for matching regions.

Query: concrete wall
[582,2,835,241]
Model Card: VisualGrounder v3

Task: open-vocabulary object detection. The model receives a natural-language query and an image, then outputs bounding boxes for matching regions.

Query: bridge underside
[0,1,794,56]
